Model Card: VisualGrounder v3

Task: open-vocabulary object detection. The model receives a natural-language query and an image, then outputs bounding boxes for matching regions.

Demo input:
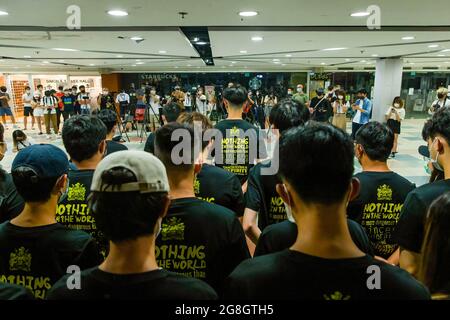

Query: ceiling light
[409,62,415,65]
[441,49,450,52]
[239,11,258,17]
[131,64,137,67]
[192,37,199,42]
[89,64,95,66]
[24,55,31,58]
[187,64,192,67]
[428,44,439,48]
[231,61,236,64]
[135,59,141,62]
[43,61,49,64]
[281,64,286,66]
[371,54,379,57]
[116,55,123,58]
[107,10,128,17]
[136,62,144,65]
[360,60,367,63]
[438,54,446,57]
[402,36,415,40]
[285,54,292,57]
[323,47,347,51]
[251,36,263,41]
[52,48,78,52]
[350,11,370,17]
[130,36,143,41]
[345,59,351,61]
[273,59,280,61]
[196,41,207,45]
[26,65,31,67]
[320,62,326,65]
[240,50,247,54]
[158,50,167,54]
[0,11,8,16]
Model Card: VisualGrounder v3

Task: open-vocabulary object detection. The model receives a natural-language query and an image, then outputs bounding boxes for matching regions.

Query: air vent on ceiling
[423,66,439,70]
[364,67,376,70]
[337,67,354,70]
[403,67,412,70]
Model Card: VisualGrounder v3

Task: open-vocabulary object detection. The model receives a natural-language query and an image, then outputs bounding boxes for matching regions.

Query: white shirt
[115,92,130,104]
[334,101,349,114]
[41,96,58,114]
[77,92,90,107]
[184,95,192,107]
[149,95,161,115]
[22,93,33,107]
[352,100,364,124]
[385,106,405,121]
[432,98,450,109]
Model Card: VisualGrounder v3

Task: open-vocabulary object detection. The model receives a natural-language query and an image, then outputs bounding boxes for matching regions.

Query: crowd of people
[0,81,450,301]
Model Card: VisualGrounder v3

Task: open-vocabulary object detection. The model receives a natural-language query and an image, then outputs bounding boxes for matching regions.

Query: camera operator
[76,85,91,115]
[149,87,162,131]
[115,88,130,118]
[171,85,185,110]
[97,88,115,111]
[429,87,450,115]
[184,91,193,113]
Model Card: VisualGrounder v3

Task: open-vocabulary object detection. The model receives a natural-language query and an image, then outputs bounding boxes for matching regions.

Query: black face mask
[438,93,445,99]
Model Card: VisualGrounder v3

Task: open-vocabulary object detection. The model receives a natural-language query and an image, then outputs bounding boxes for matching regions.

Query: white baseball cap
[91,151,169,193]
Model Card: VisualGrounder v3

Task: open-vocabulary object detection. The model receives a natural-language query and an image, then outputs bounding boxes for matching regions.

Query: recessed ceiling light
[371,54,379,57]
[89,64,95,66]
[345,59,351,61]
[51,48,78,52]
[107,10,128,16]
[402,36,415,40]
[130,36,143,41]
[360,60,367,63]
[320,62,326,65]
[409,62,415,65]
[192,37,199,42]
[428,44,439,48]
[116,55,123,58]
[26,65,31,67]
[350,11,370,17]
[445,62,450,64]
[131,64,137,67]
[273,59,280,62]
[281,64,286,66]
[24,55,31,58]
[43,61,49,64]
[437,54,446,57]
[239,11,258,17]
[441,49,450,52]
[135,59,141,62]
[231,61,236,64]
[0,11,8,16]
[136,62,144,65]
[196,41,207,45]
[158,50,167,54]
[323,47,347,51]
[240,50,247,54]
[174,66,179,68]
[251,36,263,41]
[187,64,192,67]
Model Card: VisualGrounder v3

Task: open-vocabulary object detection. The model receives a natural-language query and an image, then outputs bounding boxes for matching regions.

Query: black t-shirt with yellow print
[214,119,267,184]
[155,197,250,295]
[347,171,415,259]
[57,169,108,258]
[224,249,430,300]
[245,160,285,230]
[195,164,245,217]
[0,222,101,299]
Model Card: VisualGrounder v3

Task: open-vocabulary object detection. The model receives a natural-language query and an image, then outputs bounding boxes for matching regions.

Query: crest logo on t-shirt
[9,247,32,272]
[377,184,393,201]
[194,179,200,195]
[323,291,351,300]
[229,126,240,136]
[67,182,86,201]
[161,217,185,241]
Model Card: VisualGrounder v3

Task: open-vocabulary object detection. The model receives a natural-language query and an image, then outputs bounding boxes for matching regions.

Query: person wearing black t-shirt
[0,282,34,300]
[144,102,182,154]
[96,109,128,156]
[97,88,115,111]
[177,112,245,216]
[348,122,415,265]
[0,144,100,299]
[58,116,108,258]
[154,123,250,295]
[48,151,217,300]
[213,84,267,187]
[309,88,332,123]
[0,169,24,223]
[395,108,450,277]
[244,100,310,245]
[61,88,75,122]
[225,122,429,300]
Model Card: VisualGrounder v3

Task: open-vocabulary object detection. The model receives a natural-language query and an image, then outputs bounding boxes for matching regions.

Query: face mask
[287,91,292,95]
[103,91,108,95]
[430,139,444,172]
[72,90,76,94]
[282,184,295,223]
[80,89,85,93]
[297,88,303,93]
[64,92,69,96]
[394,103,400,108]
[150,90,156,95]
[338,95,344,100]
[26,90,31,94]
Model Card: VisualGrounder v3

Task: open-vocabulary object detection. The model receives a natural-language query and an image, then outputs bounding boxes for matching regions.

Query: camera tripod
[113,103,130,142]
[138,103,162,144]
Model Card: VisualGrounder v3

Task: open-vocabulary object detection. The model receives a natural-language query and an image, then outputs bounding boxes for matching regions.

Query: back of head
[11,144,69,203]
[154,123,198,173]
[269,99,310,133]
[162,102,182,122]
[419,192,450,293]
[12,130,26,145]
[355,121,394,162]
[279,122,354,204]
[62,115,107,163]
[223,84,248,108]
[428,107,450,143]
[90,151,169,243]
[177,112,212,151]
[96,109,117,133]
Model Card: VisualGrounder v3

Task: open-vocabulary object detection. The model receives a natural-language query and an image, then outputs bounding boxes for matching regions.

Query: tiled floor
[0,118,431,186]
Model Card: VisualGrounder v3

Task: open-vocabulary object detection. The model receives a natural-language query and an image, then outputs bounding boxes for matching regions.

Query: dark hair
[62,115,107,162]
[428,107,450,143]
[96,109,117,133]
[12,130,27,148]
[58,85,64,91]
[355,121,394,162]
[0,123,4,142]
[154,123,198,172]
[177,112,211,151]
[12,167,59,202]
[327,85,335,91]
[90,167,167,242]
[0,86,6,92]
[162,102,182,122]
[223,84,248,107]
[358,88,368,95]
[25,86,31,91]
[71,85,77,90]
[419,192,450,294]
[269,99,310,133]
[37,84,43,89]
[279,122,354,204]
[392,96,404,108]
[422,119,432,141]
[79,85,85,89]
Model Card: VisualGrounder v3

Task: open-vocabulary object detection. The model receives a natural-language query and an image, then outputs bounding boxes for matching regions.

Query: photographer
[97,88,114,111]
[429,87,450,115]
[41,90,59,138]
[171,85,185,110]
[76,85,91,115]
[309,88,332,123]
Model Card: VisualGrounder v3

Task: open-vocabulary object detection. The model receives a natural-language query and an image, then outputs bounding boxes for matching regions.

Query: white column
[372,58,403,122]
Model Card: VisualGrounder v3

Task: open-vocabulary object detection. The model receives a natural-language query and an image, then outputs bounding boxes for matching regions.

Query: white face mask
[394,103,400,108]
[282,184,295,223]
[150,90,156,95]
[430,139,444,172]
[297,88,303,93]
[338,95,344,100]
